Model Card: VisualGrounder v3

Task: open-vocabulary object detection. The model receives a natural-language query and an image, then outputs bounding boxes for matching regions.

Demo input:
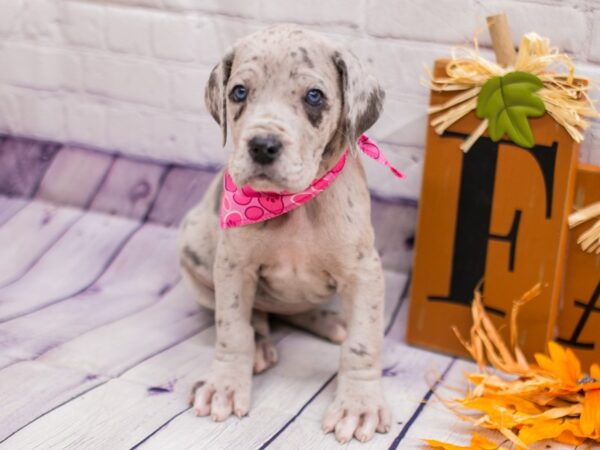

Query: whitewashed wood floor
[0,136,576,449]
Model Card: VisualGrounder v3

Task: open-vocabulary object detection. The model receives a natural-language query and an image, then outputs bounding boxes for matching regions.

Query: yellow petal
[518,419,583,445]
[424,433,506,450]
[423,439,469,450]
[471,433,504,449]
[581,390,600,436]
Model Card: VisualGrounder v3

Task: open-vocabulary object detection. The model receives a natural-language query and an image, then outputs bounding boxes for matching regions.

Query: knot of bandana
[220,135,404,229]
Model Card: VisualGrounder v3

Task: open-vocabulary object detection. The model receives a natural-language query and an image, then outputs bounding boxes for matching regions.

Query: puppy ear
[332,48,385,154]
[205,49,235,147]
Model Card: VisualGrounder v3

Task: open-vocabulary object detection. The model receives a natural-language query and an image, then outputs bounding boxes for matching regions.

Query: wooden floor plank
[41,283,212,377]
[0,196,28,226]
[1,377,185,450]
[0,355,16,370]
[127,273,408,448]
[7,274,404,449]
[134,331,338,450]
[0,138,61,198]
[0,212,140,322]
[0,224,180,361]
[0,201,82,287]
[89,157,166,220]
[35,146,115,210]
[256,340,452,450]
[0,360,107,442]
[148,166,216,228]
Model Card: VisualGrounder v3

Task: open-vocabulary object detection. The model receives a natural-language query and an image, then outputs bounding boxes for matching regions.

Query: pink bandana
[220,135,404,229]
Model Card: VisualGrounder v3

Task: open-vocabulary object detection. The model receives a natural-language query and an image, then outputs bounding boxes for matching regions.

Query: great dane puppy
[178,24,390,443]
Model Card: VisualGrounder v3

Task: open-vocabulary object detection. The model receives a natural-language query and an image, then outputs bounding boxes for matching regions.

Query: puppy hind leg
[251,310,278,374]
[278,310,347,344]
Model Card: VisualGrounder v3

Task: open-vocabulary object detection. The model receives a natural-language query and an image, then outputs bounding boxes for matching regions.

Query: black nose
[248,135,282,165]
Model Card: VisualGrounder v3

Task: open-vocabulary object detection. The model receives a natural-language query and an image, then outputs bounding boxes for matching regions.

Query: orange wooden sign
[407,60,580,359]
[556,164,600,369]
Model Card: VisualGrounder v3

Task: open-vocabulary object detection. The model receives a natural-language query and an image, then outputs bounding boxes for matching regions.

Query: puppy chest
[258,258,339,304]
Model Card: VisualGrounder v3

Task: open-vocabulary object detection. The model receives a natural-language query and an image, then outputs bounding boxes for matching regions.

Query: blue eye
[230,85,248,102]
[305,89,324,107]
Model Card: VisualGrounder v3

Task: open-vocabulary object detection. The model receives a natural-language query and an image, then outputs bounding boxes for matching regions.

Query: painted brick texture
[0,0,598,199]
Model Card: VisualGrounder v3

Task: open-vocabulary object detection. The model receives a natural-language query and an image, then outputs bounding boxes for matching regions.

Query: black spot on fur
[233,103,246,121]
[350,344,369,357]
[303,99,329,128]
[299,47,314,68]
[207,69,220,123]
[191,381,205,395]
[183,246,203,267]
[355,88,384,135]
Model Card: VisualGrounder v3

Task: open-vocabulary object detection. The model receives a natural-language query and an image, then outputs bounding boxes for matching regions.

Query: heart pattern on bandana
[220,135,404,229]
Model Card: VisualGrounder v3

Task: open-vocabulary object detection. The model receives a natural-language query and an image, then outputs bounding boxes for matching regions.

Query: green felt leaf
[476,71,546,148]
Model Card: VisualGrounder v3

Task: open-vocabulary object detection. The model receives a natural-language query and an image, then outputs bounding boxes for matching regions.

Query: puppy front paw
[322,379,391,443]
[190,363,252,421]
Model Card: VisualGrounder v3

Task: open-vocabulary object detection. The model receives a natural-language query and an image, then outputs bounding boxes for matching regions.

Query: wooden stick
[487,13,517,67]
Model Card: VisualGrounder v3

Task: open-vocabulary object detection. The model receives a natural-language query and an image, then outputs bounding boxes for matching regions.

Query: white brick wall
[0,0,598,199]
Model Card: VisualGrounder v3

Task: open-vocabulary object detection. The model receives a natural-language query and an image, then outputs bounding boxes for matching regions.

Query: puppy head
[205,24,384,193]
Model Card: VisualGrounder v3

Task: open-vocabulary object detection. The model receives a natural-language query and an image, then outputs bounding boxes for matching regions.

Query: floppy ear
[205,49,235,147]
[332,48,385,154]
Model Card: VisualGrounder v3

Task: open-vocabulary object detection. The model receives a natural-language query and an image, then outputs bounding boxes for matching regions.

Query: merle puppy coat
[178,24,391,443]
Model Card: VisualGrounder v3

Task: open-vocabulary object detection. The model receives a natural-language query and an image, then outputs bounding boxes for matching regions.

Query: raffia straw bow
[569,201,600,253]
[425,33,599,152]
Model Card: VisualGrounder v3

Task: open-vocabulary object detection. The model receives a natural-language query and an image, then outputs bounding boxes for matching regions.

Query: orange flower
[429,286,600,449]
[581,364,600,437]
[534,342,581,387]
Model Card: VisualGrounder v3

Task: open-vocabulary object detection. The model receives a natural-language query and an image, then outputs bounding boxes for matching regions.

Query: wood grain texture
[0,195,28,226]
[36,146,115,209]
[89,157,166,220]
[1,377,185,449]
[40,283,211,378]
[0,200,82,287]
[0,137,60,198]
[0,212,139,322]
[148,166,216,227]
[0,224,180,361]
[0,355,16,370]
[0,360,107,442]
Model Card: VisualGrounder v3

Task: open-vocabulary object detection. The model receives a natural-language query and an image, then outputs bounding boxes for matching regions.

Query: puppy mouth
[246,173,287,193]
